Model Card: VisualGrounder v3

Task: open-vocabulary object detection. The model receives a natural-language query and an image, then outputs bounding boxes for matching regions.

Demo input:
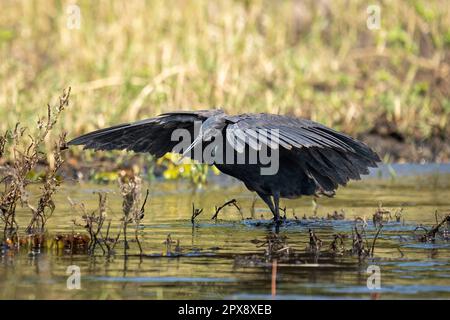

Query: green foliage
[91,171,119,184]
[157,154,220,187]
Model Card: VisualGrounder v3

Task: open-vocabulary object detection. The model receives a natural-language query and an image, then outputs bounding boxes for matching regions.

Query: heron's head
[181,115,226,158]
[198,116,226,140]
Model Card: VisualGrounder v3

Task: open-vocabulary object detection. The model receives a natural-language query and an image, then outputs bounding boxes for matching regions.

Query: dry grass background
[0,0,449,156]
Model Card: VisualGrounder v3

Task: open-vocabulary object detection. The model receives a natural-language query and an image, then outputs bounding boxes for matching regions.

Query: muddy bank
[361,133,450,163]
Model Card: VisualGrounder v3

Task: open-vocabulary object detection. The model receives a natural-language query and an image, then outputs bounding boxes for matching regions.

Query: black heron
[68,110,380,222]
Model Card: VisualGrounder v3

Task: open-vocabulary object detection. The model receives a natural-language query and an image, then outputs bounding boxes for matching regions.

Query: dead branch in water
[191,203,203,224]
[414,212,450,242]
[211,199,241,221]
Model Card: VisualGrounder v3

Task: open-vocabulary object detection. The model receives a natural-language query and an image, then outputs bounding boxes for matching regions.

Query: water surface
[1,164,450,299]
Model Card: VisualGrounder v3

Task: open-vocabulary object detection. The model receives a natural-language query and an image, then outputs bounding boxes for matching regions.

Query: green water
[1,168,450,299]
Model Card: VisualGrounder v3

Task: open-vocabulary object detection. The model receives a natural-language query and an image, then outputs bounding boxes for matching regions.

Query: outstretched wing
[68,110,222,158]
[225,113,380,191]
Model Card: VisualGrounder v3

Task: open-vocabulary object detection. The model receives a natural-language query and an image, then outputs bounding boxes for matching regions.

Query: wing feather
[225,113,380,192]
[68,110,220,157]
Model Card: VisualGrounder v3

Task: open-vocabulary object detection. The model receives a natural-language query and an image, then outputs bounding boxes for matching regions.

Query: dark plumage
[68,110,380,222]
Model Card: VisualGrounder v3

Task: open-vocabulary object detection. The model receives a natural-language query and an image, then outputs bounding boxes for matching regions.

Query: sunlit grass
[0,0,449,152]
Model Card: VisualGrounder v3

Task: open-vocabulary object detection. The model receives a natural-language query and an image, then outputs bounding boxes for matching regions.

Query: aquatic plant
[191,203,203,225]
[70,171,150,256]
[118,171,149,255]
[70,192,110,254]
[307,229,323,253]
[373,203,404,226]
[0,88,70,244]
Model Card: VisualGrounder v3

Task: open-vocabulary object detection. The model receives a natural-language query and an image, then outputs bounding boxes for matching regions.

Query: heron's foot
[272,214,282,225]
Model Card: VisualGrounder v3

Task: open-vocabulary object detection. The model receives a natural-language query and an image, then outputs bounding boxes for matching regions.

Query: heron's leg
[256,191,276,217]
[273,192,280,223]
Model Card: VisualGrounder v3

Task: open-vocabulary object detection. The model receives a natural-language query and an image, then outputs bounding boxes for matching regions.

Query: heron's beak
[177,135,202,164]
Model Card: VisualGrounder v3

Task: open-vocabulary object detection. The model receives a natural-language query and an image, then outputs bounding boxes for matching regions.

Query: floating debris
[251,232,291,257]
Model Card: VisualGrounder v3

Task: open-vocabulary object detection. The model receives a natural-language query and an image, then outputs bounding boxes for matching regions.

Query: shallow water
[1,164,450,299]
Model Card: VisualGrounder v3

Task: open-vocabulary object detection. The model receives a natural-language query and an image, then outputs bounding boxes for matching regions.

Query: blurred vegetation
[0,0,449,164]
